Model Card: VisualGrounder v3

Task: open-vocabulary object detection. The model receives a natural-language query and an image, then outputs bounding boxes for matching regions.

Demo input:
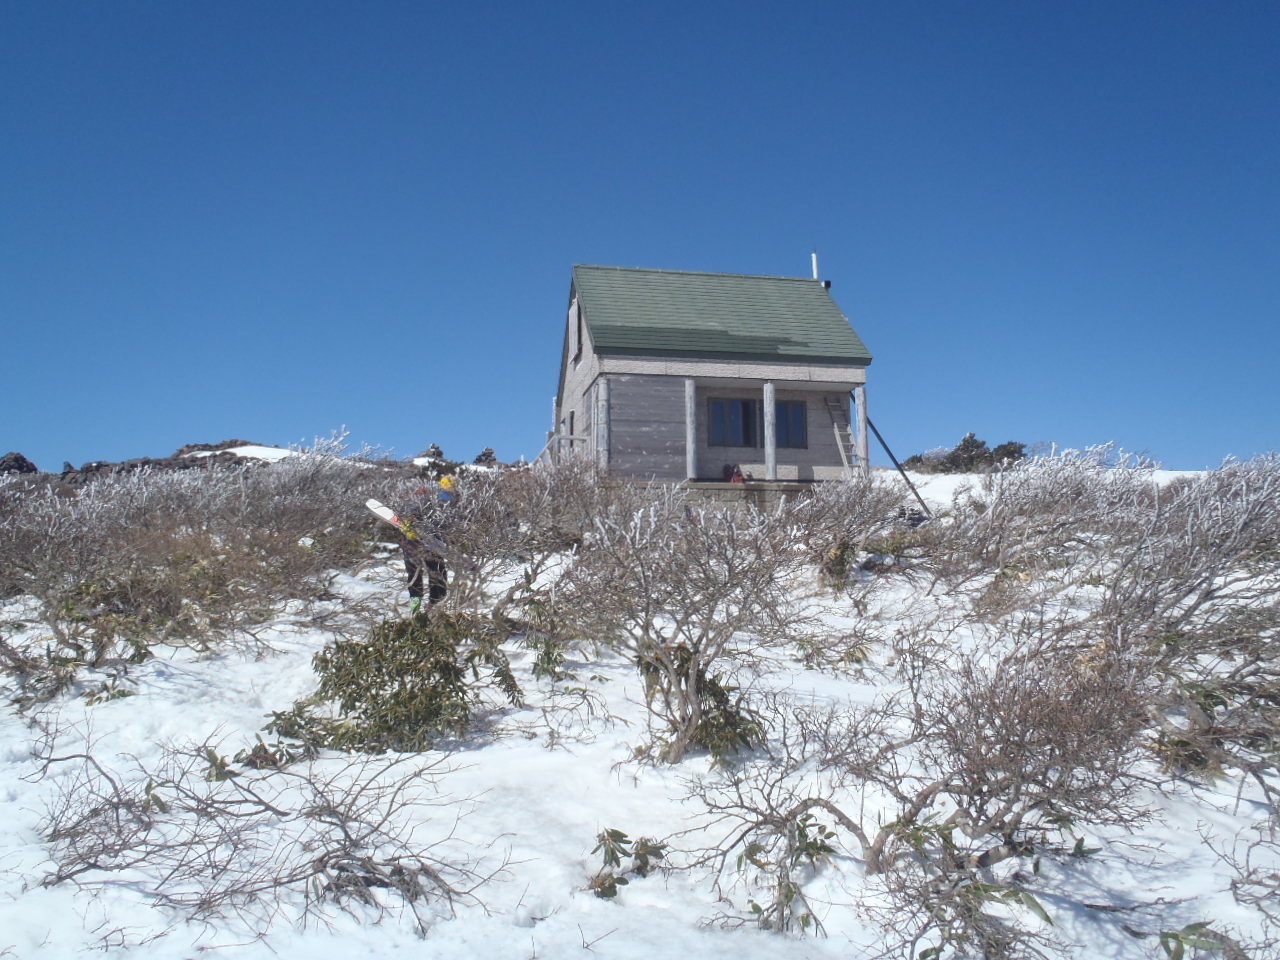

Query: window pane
[742,400,757,447]
[776,401,807,448]
[727,400,742,445]
[709,399,726,445]
[709,398,763,446]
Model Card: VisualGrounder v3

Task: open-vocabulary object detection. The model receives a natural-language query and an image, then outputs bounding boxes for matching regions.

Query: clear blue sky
[4,1,1276,472]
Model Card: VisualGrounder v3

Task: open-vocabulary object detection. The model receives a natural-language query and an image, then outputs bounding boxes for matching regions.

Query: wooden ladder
[824,396,859,475]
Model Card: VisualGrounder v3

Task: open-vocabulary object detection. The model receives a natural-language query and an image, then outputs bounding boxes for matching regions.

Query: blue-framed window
[708,399,807,448]
[776,400,808,448]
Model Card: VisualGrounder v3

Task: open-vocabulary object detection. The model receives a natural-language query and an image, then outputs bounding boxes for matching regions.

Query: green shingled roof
[572,265,872,365]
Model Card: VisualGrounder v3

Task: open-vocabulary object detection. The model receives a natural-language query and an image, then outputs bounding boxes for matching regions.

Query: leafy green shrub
[903,433,1026,474]
[271,612,523,753]
[588,827,668,898]
[739,812,837,933]
[637,646,763,763]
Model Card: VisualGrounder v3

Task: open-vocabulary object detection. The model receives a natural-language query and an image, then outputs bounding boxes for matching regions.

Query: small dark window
[568,410,575,437]
[573,302,583,363]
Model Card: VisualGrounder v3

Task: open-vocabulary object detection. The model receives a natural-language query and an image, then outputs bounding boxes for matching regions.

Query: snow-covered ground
[181,444,299,463]
[0,467,1274,960]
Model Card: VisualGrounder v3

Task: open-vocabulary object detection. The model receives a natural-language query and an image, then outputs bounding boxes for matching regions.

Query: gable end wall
[558,304,601,454]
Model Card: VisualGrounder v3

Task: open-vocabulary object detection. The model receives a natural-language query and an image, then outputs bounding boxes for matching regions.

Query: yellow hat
[440,475,457,492]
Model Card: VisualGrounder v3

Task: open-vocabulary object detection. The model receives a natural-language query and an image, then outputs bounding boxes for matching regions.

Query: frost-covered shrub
[911,445,1158,597]
[784,472,909,584]
[889,449,1280,777]
[0,446,404,704]
[36,733,496,934]
[1099,454,1280,774]
[690,623,1153,954]
[495,454,612,555]
[557,484,806,763]
[1102,454,1280,640]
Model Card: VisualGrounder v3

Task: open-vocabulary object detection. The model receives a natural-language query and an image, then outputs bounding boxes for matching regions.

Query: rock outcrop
[0,452,39,475]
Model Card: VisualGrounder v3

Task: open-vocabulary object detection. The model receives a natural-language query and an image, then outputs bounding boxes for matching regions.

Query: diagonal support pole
[867,418,933,519]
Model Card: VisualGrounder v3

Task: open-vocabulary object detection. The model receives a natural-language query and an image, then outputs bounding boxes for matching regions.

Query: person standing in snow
[398,477,457,614]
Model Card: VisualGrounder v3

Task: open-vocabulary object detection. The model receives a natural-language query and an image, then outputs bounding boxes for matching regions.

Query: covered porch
[674,376,870,482]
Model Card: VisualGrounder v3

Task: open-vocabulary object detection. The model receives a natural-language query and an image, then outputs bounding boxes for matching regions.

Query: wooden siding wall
[607,375,688,479]
[599,376,852,481]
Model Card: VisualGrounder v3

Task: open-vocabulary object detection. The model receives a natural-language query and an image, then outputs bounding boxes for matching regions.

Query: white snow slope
[0,468,1273,960]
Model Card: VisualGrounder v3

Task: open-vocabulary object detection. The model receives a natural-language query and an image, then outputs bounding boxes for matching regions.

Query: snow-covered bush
[495,453,614,556]
[556,485,807,763]
[863,448,1280,781]
[668,445,1278,953]
[917,445,1159,596]
[1097,454,1280,775]
[783,472,909,585]
[0,449,396,705]
[690,625,1154,954]
[34,730,499,935]
[5,444,1279,957]
[407,455,612,623]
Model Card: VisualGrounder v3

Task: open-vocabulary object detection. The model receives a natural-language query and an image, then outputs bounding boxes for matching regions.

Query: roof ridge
[573,264,818,283]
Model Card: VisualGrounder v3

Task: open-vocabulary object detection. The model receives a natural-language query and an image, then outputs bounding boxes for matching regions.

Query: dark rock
[57,446,260,485]
[0,452,39,474]
[473,447,499,466]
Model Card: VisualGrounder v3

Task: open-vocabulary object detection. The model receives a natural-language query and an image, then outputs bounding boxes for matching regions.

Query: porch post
[596,377,611,469]
[854,384,870,478]
[684,377,697,481]
[763,380,777,481]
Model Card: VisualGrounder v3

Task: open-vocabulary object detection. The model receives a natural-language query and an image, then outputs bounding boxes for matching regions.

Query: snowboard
[366,499,445,551]
[366,498,410,535]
